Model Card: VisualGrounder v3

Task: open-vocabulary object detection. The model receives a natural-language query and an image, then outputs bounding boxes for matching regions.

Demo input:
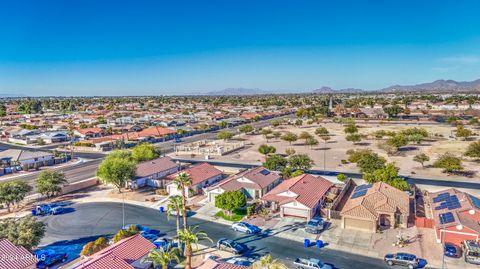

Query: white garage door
[167,185,182,196]
[282,207,309,219]
[344,217,375,232]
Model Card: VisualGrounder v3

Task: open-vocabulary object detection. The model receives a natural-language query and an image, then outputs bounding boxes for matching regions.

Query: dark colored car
[217,238,247,254]
[36,252,67,269]
[444,243,461,258]
[384,252,419,269]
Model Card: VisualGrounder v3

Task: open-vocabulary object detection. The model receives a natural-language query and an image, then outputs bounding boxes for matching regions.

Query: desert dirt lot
[214,121,479,181]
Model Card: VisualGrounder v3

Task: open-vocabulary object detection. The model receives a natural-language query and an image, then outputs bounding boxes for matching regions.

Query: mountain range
[205,88,270,96]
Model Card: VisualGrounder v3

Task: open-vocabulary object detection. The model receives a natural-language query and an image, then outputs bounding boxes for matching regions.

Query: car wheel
[408,265,414,269]
[387,260,393,266]
[247,230,251,234]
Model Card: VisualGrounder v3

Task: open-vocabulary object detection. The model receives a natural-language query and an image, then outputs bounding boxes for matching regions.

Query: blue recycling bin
[159,206,164,213]
[32,209,37,216]
[316,240,323,248]
[304,239,310,248]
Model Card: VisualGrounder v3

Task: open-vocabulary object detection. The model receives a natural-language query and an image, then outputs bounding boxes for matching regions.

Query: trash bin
[159,206,164,213]
[304,239,310,248]
[32,209,37,216]
[316,240,323,248]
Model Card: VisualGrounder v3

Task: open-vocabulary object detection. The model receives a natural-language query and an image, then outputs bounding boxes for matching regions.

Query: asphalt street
[40,202,396,269]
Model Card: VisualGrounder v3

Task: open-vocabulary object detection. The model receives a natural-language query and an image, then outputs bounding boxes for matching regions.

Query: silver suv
[384,252,419,269]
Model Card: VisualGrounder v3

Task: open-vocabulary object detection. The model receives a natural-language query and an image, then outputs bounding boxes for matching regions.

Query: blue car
[36,252,67,269]
[444,243,461,258]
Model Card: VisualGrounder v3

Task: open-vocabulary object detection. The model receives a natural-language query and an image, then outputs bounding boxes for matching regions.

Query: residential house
[130,156,180,188]
[0,149,54,168]
[71,234,155,269]
[166,163,223,197]
[428,188,480,246]
[261,174,333,220]
[8,129,39,145]
[206,167,282,203]
[0,239,36,269]
[340,182,410,232]
[74,128,104,139]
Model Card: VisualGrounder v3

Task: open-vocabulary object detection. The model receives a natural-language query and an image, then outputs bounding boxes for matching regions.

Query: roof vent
[469,209,475,215]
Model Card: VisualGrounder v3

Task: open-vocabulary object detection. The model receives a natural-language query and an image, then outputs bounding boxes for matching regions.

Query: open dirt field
[214,121,480,181]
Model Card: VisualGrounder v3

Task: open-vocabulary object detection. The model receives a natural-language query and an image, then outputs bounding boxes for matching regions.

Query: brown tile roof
[76,128,104,135]
[341,182,409,220]
[262,174,333,209]
[72,234,155,269]
[0,239,36,269]
[209,167,280,192]
[135,156,179,178]
[166,163,222,185]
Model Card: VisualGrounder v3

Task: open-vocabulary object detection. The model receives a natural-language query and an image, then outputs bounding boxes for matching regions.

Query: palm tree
[167,195,183,235]
[66,118,75,162]
[175,226,212,269]
[142,248,180,269]
[173,173,192,229]
[252,255,288,269]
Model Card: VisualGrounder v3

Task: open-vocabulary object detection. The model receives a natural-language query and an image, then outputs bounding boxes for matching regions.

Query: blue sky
[1,0,480,96]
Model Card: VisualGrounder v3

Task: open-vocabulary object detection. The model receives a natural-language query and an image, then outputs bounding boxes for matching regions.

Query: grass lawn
[214,208,247,222]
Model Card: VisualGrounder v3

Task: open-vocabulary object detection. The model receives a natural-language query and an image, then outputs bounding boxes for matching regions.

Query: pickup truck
[293,258,333,269]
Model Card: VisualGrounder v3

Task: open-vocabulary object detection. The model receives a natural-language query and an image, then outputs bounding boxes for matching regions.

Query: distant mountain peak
[206,88,270,96]
[380,78,480,93]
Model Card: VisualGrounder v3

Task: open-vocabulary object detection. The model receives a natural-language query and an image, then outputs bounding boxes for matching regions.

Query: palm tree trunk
[182,185,188,229]
[176,215,180,235]
[185,244,193,269]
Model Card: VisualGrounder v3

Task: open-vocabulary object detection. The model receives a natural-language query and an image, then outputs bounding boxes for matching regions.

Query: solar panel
[433,192,450,203]
[445,195,461,210]
[435,203,447,210]
[351,189,368,199]
[259,169,270,176]
[354,184,373,192]
[439,212,455,224]
[470,195,480,209]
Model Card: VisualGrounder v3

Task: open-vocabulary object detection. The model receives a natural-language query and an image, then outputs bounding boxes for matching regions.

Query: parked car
[153,238,180,250]
[293,258,332,269]
[384,252,419,269]
[231,222,261,234]
[305,217,325,234]
[226,257,252,266]
[216,238,247,254]
[36,204,64,215]
[36,252,67,269]
[462,240,480,265]
[444,243,461,258]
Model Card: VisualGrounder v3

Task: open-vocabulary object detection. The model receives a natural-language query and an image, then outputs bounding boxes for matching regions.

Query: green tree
[383,105,404,118]
[96,151,136,193]
[315,127,329,136]
[258,144,276,156]
[305,137,319,148]
[132,143,159,162]
[363,163,409,191]
[285,148,296,156]
[113,225,140,243]
[239,125,254,135]
[175,226,212,269]
[0,104,6,117]
[281,132,298,145]
[80,236,109,256]
[413,153,430,167]
[347,149,386,173]
[143,248,181,269]
[0,216,45,250]
[0,181,32,212]
[289,169,304,178]
[271,119,282,127]
[465,141,480,160]
[386,134,408,151]
[36,171,67,198]
[252,254,288,269]
[260,128,273,139]
[456,125,472,140]
[447,115,458,125]
[215,191,247,215]
[433,153,463,173]
[217,130,234,141]
[336,173,348,182]
[173,173,192,229]
[299,131,312,141]
[263,155,288,171]
[346,133,362,144]
[272,131,282,140]
[343,123,358,134]
[219,121,228,129]
[288,154,314,171]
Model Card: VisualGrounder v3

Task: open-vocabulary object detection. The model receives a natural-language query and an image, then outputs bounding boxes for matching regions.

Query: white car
[231,222,261,234]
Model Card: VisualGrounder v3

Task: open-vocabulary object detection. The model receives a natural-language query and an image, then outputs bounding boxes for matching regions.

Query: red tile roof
[72,234,155,269]
[0,239,36,269]
[262,174,333,208]
[166,163,222,186]
[76,128,104,135]
[135,156,179,178]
